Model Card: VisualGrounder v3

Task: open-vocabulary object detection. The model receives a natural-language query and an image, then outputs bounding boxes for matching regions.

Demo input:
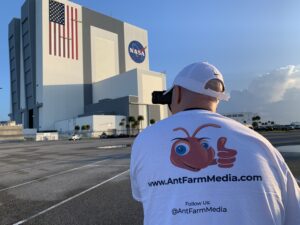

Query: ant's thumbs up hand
[216,137,237,168]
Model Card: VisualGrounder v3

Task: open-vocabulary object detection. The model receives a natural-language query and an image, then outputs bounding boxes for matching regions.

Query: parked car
[99,132,108,139]
[69,134,81,141]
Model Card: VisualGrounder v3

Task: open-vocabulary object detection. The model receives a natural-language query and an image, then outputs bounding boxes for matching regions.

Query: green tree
[252,122,258,128]
[150,119,156,125]
[128,116,136,124]
[125,124,130,135]
[74,125,80,131]
[132,121,140,135]
[119,118,126,133]
[137,115,144,130]
[252,115,261,127]
[127,116,136,135]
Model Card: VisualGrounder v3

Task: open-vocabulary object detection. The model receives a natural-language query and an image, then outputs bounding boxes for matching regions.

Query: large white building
[8,0,167,133]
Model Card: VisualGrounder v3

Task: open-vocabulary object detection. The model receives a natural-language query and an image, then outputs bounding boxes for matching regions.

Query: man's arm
[284,168,300,225]
[130,138,142,202]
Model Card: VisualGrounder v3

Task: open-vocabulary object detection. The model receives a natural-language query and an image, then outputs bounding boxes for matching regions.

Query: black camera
[152,89,173,105]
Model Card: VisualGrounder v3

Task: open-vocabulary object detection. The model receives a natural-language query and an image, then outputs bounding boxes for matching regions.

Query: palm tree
[150,119,156,125]
[137,115,144,131]
[119,121,124,134]
[120,118,126,133]
[132,121,140,135]
[125,124,130,135]
[252,121,258,128]
[128,116,136,135]
[252,115,261,129]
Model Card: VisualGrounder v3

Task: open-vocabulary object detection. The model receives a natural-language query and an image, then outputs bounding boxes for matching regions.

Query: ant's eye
[175,142,190,156]
[201,141,210,150]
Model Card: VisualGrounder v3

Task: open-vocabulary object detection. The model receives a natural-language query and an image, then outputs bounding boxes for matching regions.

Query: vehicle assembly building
[8,0,167,134]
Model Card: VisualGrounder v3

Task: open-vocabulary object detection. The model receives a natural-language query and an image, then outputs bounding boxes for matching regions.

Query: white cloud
[219,65,300,124]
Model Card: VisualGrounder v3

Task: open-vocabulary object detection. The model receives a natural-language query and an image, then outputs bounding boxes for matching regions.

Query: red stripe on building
[67,5,70,58]
[75,8,78,60]
[71,7,74,59]
[49,22,52,55]
[54,23,56,56]
[58,24,61,56]
[63,24,65,57]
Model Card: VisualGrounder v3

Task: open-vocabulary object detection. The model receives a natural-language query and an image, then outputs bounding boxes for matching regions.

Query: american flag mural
[49,0,79,60]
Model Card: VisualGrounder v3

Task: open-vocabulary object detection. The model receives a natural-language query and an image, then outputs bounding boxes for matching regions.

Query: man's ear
[174,86,182,104]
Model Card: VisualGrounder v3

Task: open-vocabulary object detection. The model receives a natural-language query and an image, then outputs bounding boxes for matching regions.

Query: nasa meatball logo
[128,41,146,63]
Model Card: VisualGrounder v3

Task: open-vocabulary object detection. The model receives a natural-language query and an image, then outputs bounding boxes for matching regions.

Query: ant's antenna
[173,127,190,137]
[192,124,221,137]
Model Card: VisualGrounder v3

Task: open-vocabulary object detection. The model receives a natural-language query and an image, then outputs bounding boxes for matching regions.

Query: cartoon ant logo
[170,123,237,172]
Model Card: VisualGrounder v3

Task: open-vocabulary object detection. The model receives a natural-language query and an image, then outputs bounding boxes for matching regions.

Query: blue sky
[1,0,300,122]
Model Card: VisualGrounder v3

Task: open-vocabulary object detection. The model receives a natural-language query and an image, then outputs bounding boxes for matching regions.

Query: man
[130,62,300,225]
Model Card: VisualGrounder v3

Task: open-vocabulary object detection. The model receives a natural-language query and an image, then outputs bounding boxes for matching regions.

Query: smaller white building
[222,112,258,125]
[55,115,126,137]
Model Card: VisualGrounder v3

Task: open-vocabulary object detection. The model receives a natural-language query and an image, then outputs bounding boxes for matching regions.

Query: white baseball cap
[164,62,230,101]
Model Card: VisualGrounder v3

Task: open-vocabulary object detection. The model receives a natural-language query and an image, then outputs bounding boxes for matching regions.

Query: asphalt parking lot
[0,131,299,225]
[0,138,143,225]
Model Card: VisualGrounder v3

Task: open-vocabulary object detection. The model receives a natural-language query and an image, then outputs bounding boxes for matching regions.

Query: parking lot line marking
[85,164,129,168]
[12,169,129,225]
[0,158,111,192]
[97,144,131,149]
[0,152,127,176]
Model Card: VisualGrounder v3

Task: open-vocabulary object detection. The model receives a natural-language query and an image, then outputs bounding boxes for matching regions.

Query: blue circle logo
[128,41,146,63]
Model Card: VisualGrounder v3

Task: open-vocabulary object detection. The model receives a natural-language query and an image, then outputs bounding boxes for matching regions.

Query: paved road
[261,130,300,181]
[0,138,143,225]
[0,131,299,225]
[260,129,300,147]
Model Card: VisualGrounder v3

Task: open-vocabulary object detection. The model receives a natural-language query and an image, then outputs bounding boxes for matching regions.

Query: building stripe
[75,8,78,60]
[71,7,74,59]
[58,24,61,56]
[67,5,69,58]
[63,23,65,57]
[53,22,56,55]
[49,22,52,55]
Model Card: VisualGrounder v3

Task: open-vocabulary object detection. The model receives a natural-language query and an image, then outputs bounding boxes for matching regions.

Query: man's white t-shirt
[130,109,300,225]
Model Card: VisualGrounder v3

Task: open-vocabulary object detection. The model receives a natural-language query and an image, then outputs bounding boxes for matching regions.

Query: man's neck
[183,107,211,112]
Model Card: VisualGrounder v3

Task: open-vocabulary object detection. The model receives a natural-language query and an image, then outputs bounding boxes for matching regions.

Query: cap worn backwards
[165,62,230,101]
